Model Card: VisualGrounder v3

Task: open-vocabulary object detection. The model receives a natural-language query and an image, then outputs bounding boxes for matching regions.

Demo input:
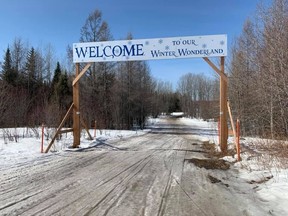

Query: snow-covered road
[0,118,275,215]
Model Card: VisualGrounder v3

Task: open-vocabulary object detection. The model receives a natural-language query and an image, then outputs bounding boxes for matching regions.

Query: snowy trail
[0,119,270,215]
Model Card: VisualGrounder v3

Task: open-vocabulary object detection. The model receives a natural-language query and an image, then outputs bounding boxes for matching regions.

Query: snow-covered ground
[0,127,148,166]
[1,117,287,215]
[149,117,288,215]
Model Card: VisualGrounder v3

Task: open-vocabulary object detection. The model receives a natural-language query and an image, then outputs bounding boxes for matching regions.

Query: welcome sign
[73,34,227,63]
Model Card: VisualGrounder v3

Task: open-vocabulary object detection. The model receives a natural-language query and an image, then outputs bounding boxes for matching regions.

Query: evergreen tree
[51,62,61,90]
[49,62,72,113]
[25,47,38,95]
[50,62,62,99]
[56,71,71,109]
[168,93,181,113]
[1,47,18,85]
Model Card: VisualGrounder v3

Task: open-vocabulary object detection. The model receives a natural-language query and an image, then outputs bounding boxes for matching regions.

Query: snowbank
[0,127,148,167]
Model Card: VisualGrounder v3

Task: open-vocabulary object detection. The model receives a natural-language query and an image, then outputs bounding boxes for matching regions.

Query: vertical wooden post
[236,119,241,161]
[41,123,44,153]
[227,101,237,143]
[203,56,228,154]
[73,63,81,148]
[218,118,221,145]
[220,57,228,153]
[94,120,97,138]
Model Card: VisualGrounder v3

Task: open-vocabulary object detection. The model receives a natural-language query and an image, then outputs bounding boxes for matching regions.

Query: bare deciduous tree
[177,73,219,119]
[229,0,288,138]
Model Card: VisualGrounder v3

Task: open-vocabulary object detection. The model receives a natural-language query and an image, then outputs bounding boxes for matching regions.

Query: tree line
[0,9,220,129]
[229,0,288,138]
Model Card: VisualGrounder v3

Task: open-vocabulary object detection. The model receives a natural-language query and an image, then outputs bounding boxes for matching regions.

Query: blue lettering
[182,40,197,46]
[151,50,160,57]
[112,45,122,57]
[103,46,112,58]
[136,44,144,56]
[95,46,103,58]
[89,46,96,58]
[215,49,223,54]
[178,49,187,56]
[123,45,135,56]
[178,49,211,56]
[76,43,147,60]
[75,47,88,58]
[151,50,178,58]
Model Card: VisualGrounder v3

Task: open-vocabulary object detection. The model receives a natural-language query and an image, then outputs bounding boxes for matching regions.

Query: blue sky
[0,0,266,87]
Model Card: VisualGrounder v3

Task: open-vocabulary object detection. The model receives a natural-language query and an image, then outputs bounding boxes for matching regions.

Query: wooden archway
[45,35,228,153]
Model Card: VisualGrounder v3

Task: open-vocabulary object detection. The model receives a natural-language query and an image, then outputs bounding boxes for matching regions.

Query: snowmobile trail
[0,118,269,215]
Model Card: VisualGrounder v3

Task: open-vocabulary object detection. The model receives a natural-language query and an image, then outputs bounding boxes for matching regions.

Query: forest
[0,0,287,139]
[229,0,288,138]
[0,10,219,130]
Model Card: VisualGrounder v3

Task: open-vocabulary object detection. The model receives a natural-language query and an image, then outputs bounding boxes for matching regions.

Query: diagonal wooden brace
[72,63,92,86]
[203,57,228,82]
[44,103,74,153]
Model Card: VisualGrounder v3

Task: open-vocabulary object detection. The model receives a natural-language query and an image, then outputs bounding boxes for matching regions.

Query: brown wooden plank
[45,103,74,153]
[73,63,81,148]
[80,117,93,140]
[219,56,228,153]
[72,63,92,86]
[203,57,228,82]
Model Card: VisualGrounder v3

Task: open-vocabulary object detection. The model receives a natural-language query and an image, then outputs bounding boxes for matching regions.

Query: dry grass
[250,139,288,158]
[244,138,288,169]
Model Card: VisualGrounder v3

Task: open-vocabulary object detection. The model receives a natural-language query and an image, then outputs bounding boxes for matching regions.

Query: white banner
[73,34,227,63]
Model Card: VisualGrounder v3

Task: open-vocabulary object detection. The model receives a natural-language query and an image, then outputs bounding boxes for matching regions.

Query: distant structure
[170,112,185,118]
